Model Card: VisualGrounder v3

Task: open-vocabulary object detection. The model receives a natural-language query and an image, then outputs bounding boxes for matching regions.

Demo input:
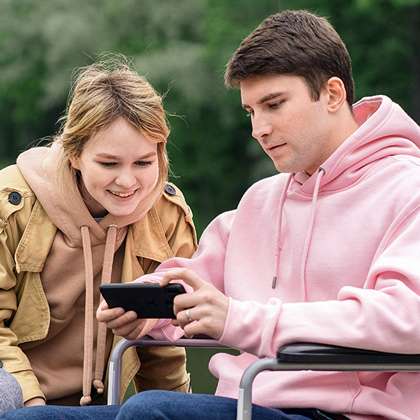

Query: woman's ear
[69,156,80,171]
[325,77,347,113]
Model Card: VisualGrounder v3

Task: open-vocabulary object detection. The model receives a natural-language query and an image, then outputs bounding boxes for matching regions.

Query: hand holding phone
[99,283,186,319]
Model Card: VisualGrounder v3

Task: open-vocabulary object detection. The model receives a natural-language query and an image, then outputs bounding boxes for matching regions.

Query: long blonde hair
[56,55,169,205]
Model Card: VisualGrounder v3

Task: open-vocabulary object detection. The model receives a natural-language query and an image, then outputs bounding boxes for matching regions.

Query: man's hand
[24,397,45,407]
[160,268,229,339]
[96,301,156,340]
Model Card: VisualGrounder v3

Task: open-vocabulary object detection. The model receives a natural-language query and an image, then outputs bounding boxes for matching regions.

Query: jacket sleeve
[219,206,420,358]
[0,198,45,403]
[134,188,198,393]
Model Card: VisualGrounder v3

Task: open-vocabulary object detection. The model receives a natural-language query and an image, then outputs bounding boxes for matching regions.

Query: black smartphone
[99,283,186,319]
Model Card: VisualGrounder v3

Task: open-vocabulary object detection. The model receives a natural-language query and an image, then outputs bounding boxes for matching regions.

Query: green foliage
[0,0,418,234]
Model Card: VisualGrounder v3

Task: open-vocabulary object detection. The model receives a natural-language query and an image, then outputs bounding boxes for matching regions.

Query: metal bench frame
[108,338,420,420]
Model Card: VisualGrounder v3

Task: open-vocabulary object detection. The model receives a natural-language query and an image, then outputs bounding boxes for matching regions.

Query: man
[7,9,420,420]
[100,9,420,420]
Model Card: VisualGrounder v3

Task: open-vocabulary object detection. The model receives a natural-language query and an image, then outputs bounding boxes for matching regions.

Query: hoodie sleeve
[219,206,420,357]
[145,211,236,341]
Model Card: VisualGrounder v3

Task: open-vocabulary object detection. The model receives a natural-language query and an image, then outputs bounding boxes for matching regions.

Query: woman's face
[71,117,159,217]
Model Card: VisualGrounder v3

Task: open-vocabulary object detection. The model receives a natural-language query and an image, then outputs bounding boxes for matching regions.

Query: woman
[0,57,196,418]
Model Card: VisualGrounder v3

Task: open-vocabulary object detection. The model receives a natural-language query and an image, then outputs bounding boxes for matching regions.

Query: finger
[137,319,159,338]
[122,320,148,340]
[105,310,138,329]
[113,319,144,338]
[96,306,125,323]
[182,320,205,339]
[173,292,202,315]
[176,308,198,330]
[159,268,204,290]
[98,300,109,311]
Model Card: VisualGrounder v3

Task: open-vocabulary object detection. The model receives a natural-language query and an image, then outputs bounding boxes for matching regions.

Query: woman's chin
[104,202,141,218]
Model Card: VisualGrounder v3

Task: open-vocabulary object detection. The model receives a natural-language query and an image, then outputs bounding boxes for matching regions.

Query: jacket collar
[15,202,173,273]
[131,206,174,262]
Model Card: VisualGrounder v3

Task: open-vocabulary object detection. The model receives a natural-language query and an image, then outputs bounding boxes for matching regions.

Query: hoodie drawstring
[80,225,118,406]
[80,226,94,406]
[272,174,293,289]
[93,224,117,394]
[299,168,325,300]
[272,168,325,296]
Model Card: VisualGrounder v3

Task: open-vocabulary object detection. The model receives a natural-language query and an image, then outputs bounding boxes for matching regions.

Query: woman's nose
[114,170,137,188]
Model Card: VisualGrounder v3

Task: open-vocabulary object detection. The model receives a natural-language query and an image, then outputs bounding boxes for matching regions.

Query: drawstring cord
[299,168,325,300]
[80,226,94,406]
[93,225,117,394]
[272,174,293,289]
[80,225,118,406]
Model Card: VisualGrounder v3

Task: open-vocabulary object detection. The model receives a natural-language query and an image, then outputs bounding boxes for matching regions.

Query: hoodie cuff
[219,297,283,357]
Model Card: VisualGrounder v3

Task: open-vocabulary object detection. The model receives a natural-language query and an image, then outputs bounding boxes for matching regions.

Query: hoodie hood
[291,95,420,196]
[272,95,420,293]
[16,142,161,246]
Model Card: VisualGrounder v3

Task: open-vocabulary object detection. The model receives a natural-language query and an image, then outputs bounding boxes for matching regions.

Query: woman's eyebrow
[96,151,157,159]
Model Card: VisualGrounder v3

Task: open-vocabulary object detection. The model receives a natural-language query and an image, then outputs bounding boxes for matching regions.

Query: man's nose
[251,114,272,142]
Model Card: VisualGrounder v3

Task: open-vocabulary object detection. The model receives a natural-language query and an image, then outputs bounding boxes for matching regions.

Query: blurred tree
[0,0,419,232]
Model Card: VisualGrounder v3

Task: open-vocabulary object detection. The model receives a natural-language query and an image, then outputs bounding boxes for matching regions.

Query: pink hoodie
[144,96,420,419]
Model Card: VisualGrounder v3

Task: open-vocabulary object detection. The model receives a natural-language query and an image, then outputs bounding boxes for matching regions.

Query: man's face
[240,74,333,174]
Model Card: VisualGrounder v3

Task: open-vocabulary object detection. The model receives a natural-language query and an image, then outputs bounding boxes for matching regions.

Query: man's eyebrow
[258,92,286,104]
[96,152,157,159]
[242,91,286,110]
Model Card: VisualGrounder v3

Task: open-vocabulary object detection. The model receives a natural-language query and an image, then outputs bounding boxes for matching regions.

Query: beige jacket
[0,164,197,403]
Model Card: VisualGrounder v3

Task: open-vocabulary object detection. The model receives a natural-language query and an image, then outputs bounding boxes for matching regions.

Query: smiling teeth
[110,191,135,198]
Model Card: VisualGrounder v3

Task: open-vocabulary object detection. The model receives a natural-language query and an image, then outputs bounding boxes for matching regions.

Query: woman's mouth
[108,189,137,198]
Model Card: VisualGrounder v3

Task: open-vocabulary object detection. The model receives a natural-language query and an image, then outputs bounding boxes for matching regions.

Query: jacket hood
[16,142,160,246]
[291,95,420,196]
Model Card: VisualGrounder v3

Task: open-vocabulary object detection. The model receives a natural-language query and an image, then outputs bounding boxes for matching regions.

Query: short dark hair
[225,10,355,106]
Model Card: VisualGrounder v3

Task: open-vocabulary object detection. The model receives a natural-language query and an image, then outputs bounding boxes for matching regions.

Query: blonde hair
[55,55,169,203]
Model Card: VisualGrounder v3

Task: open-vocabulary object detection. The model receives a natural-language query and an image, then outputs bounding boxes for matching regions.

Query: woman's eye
[135,160,153,167]
[99,161,117,167]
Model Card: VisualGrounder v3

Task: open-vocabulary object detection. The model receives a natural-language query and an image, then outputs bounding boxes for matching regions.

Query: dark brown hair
[225,10,354,106]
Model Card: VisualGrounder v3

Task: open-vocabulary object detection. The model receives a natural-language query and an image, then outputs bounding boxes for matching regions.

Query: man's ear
[325,77,347,113]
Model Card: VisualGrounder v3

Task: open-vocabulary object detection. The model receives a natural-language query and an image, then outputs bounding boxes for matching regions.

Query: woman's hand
[24,397,45,407]
[96,300,156,340]
[160,268,229,339]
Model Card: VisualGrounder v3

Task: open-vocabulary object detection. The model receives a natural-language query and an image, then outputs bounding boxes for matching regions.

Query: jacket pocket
[10,274,49,344]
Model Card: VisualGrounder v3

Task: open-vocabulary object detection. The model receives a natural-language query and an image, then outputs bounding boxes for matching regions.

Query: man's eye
[268,100,285,110]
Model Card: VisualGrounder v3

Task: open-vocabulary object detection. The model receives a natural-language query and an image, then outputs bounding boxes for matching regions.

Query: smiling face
[241,74,339,175]
[70,117,159,217]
